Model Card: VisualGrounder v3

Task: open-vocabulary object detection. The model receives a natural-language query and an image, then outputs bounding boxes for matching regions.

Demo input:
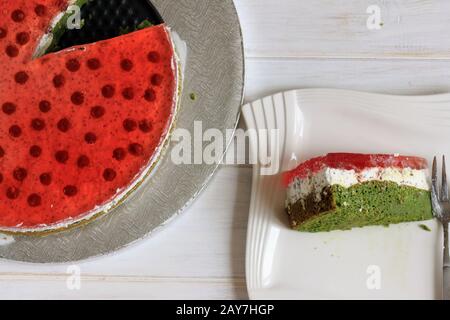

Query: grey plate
[0,0,244,263]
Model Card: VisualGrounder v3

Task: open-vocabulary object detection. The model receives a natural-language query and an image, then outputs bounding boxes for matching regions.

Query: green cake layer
[286,181,433,232]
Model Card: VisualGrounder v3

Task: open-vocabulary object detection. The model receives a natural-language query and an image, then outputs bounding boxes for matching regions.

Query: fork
[431,156,450,300]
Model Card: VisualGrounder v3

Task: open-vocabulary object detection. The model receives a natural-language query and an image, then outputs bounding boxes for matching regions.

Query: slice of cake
[284,153,433,232]
[0,1,180,233]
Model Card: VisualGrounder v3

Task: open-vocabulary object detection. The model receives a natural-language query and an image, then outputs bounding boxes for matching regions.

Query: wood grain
[2,0,450,300]
[0,276,247,300]
[235,0,450,59]
[244,57,450,102]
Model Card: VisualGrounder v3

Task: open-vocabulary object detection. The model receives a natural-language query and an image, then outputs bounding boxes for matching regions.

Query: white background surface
[1,0,450,300]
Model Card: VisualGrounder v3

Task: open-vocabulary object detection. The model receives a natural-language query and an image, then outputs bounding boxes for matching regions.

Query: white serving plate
[242,89,450,300]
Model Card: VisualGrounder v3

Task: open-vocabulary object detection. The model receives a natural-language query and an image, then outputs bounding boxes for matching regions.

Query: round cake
[0,0,180,233]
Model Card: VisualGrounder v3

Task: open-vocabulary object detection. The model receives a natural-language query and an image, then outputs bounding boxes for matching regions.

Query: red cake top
[283,153,428,186]
[0,1,177,230]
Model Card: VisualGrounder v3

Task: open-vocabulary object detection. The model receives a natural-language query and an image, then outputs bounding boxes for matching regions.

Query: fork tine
[431,156,441,216]
[442,156,449,201]
[431,156,442,218]
[432,156,438,197]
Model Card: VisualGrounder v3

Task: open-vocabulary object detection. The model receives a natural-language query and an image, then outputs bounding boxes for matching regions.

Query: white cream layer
[287,167,430,206]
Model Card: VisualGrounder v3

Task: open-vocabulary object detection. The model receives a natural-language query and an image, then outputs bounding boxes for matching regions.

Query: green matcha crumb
[419,224,431,232]
[136,20,153,30]
[380,22,384,27]
[120,20,153,35]
[119,26,132,35]
[189,93,197,101]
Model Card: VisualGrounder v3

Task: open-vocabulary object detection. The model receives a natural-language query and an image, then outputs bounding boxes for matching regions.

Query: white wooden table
[1,0,450,299]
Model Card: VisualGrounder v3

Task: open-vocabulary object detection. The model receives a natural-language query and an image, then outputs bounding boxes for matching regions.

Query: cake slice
[284,153,433,232]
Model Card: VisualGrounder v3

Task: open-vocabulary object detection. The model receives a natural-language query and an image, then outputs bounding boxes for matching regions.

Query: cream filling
[287,167,430,206]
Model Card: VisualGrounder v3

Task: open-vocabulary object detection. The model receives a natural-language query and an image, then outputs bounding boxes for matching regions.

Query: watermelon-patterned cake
[0,0,180,233]
[284,153,433,232]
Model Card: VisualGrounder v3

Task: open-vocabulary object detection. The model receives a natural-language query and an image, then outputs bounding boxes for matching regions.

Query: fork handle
[444,267,450,300]
[444,223,450,300]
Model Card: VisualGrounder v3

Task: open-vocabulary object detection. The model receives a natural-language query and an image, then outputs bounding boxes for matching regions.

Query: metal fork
[432,156,450,300]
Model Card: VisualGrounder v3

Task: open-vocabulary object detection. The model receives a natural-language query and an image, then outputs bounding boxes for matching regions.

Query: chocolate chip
[35,5,47,17]
[113,148,126,161]
[147,51,160,63]
[6,187,20,200]
[11,10,25,23]
[90,105,105,119]
[66,58,81,72]
[13,167,27,181]
[144,88,156,102]
[55,150,69,164]
[128,143,144,156]
[101,85,115,98]
[71,91,85,105]
[39,173,52,186]
[150,74,163,86]
[9,125,22,138]
[123,119,137,132]
[64,185,78,197]
[139,120,153,133]
[31,118,46,131]
[87,58,101,70]
[77,155,90,168]
[16,32,30,45]
[15,71,29,84]
[39,100,51,113]
[29,145,42,158]
[122,87,134,100]
[57,118,71,133]
[2,102,16,115]
[53,74,65,88]
[27,194,42,207]
[103,168,117,181]
[121,59,133,71]
[0,28,7,39]
[6,45,19,57]
[84,132,97,144]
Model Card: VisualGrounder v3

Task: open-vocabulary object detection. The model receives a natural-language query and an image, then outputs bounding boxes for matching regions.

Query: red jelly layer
[0,1,177,230]
[284,153,428,186]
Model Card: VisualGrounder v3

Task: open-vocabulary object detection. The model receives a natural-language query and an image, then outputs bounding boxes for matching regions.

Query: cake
[0,0,180,233]
[284,153,433,232]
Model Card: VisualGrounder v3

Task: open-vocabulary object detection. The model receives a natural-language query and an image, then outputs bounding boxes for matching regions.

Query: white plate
[242,89,450,300]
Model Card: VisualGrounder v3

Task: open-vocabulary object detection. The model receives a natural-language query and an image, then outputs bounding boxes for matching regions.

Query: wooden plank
[235,0,450,59]
[0,276,247,299]
[244,57,450,102]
